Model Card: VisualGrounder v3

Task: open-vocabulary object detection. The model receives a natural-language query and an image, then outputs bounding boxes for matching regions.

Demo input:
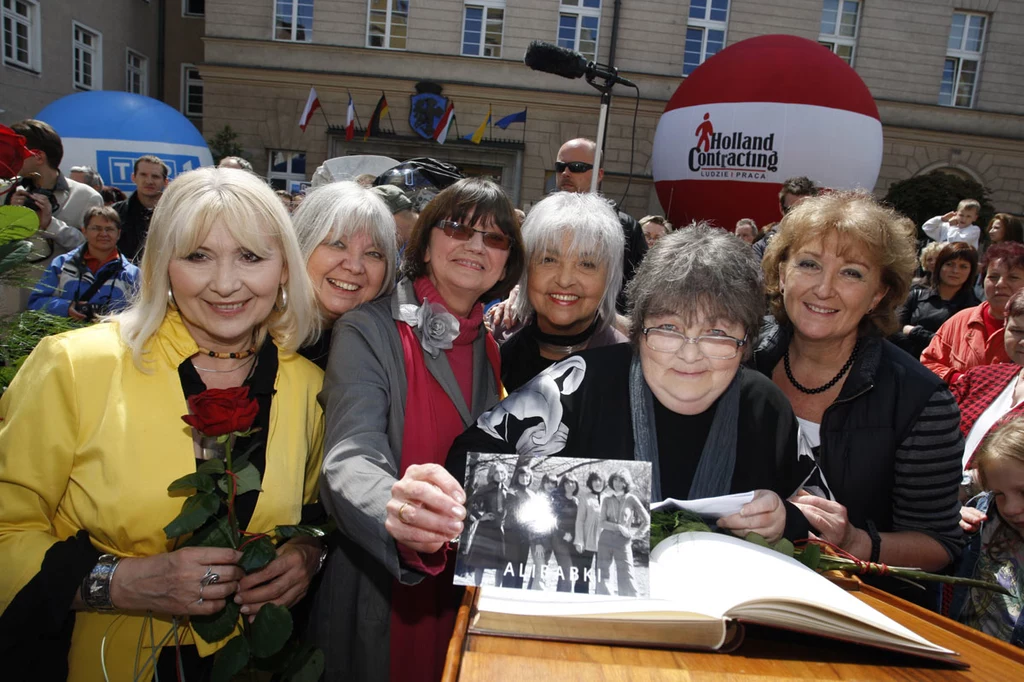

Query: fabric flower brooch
[400,301,461,357]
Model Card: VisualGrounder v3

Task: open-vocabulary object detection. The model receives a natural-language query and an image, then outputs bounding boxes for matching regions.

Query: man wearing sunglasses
[555,138,647,316]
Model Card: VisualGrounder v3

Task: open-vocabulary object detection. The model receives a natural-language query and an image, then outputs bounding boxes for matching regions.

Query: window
[462,1,503,58]
[684,0,728,76]
[557,0,600,62]
[268,151,307,193]
[367,0,408,49]
[182,64,203,117]
[183,0,204,16]
[818,0,860,65]
[2,0,40,71]
[940,12,986,108]
[274,0,313,42]
[73,22,102,90]
[126,49,147,95]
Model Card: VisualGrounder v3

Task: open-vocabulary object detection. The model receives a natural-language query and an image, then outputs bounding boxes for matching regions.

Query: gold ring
[398,502,413,524]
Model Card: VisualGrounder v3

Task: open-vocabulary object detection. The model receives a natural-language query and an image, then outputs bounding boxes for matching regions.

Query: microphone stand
[585,66,629,194]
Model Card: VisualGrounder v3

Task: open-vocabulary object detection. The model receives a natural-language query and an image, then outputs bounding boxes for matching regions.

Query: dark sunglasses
[554,161,594,174]
[435,219,512,251]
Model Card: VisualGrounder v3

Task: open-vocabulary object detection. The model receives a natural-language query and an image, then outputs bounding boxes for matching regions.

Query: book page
[651,533,952,653]
[651,492,754,518]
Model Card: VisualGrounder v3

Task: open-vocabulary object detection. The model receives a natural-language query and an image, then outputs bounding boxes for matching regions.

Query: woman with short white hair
[293,180,398,367]
[497,191,627,391]
[0,167,326,681]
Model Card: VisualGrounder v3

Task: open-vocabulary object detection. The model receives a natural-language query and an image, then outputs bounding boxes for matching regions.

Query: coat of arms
[410,82,448,140]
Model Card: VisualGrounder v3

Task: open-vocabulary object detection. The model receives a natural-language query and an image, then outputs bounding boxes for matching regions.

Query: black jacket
[114,192,155,263]
[891,285,980,359]
[616,208,647,313]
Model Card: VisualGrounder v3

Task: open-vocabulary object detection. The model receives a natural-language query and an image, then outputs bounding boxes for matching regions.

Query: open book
[471,532,961,666]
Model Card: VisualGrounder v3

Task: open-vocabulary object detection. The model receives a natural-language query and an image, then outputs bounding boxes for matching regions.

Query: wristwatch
[316,542,329,574]
[82,554,121,611]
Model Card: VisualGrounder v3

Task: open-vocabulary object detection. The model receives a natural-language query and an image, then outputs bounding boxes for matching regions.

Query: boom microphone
[524,41,636,88]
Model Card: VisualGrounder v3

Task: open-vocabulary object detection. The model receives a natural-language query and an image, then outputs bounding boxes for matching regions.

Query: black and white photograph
[454,454,652,598]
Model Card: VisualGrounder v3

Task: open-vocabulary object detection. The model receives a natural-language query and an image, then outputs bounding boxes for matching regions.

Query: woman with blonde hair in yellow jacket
[0,167,325,681]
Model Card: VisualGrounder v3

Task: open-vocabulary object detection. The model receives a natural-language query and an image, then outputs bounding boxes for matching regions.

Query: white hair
[117,167,317,369]
[511,191,624,332]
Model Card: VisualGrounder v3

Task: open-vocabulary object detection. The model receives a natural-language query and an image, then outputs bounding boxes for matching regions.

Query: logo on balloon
[688,112,778,179]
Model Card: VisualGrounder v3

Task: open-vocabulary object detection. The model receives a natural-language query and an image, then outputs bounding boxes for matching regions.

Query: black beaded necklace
[784,339,860,395]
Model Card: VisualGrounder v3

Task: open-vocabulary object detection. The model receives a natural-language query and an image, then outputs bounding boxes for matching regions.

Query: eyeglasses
[641,327,747,359]
[435,219,512,251]
[85,225,119,234]
[554,161,594,174]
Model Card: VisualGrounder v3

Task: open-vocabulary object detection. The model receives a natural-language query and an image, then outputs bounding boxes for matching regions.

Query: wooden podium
[443,585,1024,681]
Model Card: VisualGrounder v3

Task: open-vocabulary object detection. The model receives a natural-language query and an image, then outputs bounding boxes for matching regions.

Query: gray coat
[308,279,500,682]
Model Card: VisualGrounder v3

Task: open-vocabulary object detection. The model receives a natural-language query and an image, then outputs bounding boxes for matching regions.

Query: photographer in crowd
[27,205,139,320]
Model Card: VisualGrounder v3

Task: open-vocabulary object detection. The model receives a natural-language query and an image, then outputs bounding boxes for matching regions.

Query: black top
[891,285,979,358]
[299,326,333,371]
[448,344,810,538]
[617,209,648,314]
[114,191,155,263]
[500,318,600,392]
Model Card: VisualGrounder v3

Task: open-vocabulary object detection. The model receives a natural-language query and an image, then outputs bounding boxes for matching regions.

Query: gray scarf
[629,352,742,502]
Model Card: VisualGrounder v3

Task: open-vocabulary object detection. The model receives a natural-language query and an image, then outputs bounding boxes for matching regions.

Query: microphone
[524,41,636,88]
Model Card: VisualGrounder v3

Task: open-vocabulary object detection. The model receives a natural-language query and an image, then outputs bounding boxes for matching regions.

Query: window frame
[683,0,729,77]
[366,0,409,50]
[817,0,860,66]
[273,0,314,43]
[181,63,203,118]
[939,11,987,109]
[557,0,601,63]
[2,0,41,73]
[125,48,148,96]
[461,0,505,59]
[182,0,205,17]
[267,150,308,193]
[72,20,102,91]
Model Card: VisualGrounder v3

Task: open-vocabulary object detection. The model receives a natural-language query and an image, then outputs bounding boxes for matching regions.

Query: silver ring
[200,572,220,588]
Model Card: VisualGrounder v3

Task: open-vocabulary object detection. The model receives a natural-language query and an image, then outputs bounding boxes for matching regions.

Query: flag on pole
[345,95,356,141]
[495,109,527,129]
[432,101,455,144]
[464,105,491,144]
[298,87,321,132]
[364,93,389,140]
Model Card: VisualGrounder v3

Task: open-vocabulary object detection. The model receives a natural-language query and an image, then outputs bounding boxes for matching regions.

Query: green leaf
[273,524,328,541]
[191,599,241,643]
[744,532,770,548]
[0,206,40,245]
[197,458,226,475]
[218,462,262,496]
[167,472,215,494]
[249,603,293,659]
[798,542,822,570]
[183,514,236,548]
[239,536,278,574]
[287,648,325,682]
[211,634,250,682]
[772,538,795,558]
[0,240,31,274]
[164,492,221,539]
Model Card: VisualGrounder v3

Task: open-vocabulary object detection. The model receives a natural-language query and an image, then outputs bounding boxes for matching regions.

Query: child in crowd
[923,199,981,250]
[950,417,1024,647]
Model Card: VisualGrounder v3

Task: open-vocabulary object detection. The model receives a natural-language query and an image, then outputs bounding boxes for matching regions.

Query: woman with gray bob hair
[497,191,627,391]
[292,180,398,368]
[449,223,812,552]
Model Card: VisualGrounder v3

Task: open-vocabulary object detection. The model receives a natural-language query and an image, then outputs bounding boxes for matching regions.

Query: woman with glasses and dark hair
[310,178,524,682]
[449,225,812,546]
[892,241,979,359]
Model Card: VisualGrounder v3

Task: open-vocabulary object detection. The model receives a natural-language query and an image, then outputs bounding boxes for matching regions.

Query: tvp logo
[98,152,202,190]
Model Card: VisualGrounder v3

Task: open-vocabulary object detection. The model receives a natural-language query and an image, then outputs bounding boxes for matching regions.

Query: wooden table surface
[444,585,1024,681]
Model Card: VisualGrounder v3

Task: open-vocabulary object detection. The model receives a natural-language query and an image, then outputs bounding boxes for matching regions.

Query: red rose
[181,387,259,437]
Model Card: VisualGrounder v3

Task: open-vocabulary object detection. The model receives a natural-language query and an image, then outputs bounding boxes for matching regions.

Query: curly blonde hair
[762,191,917,336]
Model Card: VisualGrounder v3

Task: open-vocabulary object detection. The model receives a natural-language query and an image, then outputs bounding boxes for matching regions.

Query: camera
[75,301,106,322]
[16,173,60,214]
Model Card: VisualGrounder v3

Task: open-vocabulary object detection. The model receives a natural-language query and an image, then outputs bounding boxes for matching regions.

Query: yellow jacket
[0,311,324,681]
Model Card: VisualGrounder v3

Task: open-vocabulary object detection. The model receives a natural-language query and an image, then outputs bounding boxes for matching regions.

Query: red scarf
[390,276,500,682]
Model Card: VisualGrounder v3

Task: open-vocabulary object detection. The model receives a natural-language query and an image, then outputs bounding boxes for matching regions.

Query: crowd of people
[2,116,1024,681]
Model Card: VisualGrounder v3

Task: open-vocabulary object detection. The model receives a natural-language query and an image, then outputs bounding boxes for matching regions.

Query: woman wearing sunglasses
[310,178,524,682]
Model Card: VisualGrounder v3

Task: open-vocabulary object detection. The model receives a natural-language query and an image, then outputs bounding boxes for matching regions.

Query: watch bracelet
[82,554,121,611]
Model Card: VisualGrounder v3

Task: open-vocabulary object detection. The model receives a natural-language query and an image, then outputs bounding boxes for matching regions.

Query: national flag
[364,94,389,140]
[464,105,491,144]
[345,95,356,141]
[432,101,455,144]
[495,109,527,130]
[298,86,321,132]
